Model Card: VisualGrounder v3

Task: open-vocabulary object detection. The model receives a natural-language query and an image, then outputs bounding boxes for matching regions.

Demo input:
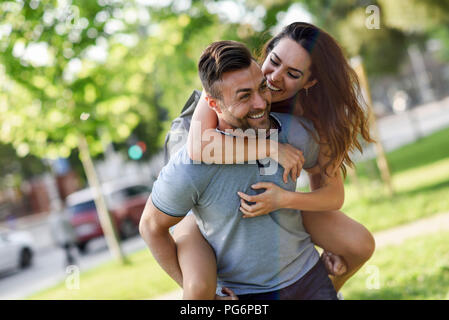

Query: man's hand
[215,287,238,300]
[271,142,305,183]
[321,251,348,276]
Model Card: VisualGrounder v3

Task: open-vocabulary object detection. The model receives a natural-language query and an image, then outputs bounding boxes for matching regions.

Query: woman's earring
[305,87,308,96]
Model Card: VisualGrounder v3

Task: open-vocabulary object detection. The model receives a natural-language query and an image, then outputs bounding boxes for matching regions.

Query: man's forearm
[141,225,183,287]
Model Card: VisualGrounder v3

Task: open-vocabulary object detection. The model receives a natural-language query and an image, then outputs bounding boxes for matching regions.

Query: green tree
[0,0,163,263]
[0,0,243,262]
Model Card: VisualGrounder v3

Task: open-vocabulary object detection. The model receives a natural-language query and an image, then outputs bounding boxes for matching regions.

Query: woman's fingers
[277,143,305,183]
[237,191,254,203]
[299,150,305,164]
[240,199,264,217]
[291,165,298,182]
[283,166,290,184]
[240,206,262,218]
[251,182,273,189]
[240,199,253,212]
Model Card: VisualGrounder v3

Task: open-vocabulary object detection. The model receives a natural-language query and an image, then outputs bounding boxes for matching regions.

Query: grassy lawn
[357,126,449,177]
[29,249,178,300]
[343,157,449,232]
[342,126,449,232]
[341,230,449,300]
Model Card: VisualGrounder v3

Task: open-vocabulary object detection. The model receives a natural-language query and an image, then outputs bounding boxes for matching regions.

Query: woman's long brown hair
[262,22,374,177]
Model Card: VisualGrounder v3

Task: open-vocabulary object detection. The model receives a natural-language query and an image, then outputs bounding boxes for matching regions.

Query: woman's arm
[238,142,345,216]
[186,89,305,182]
[283,166,344,211]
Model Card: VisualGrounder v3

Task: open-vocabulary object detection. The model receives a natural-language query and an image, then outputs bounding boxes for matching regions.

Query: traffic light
[128,141,147,160]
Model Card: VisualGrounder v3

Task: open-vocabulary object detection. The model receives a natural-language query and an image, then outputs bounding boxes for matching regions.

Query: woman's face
[261,37,314,103]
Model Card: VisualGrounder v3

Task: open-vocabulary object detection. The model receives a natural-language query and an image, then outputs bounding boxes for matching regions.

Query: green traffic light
[128,145,143,160]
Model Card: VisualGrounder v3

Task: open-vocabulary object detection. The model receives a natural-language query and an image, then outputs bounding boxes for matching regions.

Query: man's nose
[253,93,266,110]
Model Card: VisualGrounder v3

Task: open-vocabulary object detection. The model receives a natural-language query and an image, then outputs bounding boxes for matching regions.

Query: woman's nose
[270,68,282,83]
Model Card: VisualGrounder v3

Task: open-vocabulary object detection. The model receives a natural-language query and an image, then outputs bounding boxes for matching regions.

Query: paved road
[0,236,146,300]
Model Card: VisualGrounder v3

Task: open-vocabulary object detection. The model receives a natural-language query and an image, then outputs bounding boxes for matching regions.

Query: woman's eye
[270,58,279,66]
[288,72,301,79]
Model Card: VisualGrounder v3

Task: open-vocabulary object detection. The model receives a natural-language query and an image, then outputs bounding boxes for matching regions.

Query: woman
[173,22,375,299]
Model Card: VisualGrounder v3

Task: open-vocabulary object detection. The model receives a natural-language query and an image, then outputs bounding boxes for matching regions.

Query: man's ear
[205,95,222,114]
[304,78,318,90]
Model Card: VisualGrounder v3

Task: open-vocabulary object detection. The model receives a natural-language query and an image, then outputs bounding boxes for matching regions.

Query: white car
[0,229,34,273]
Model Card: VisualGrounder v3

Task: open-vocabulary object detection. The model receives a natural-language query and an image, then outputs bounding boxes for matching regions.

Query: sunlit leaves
[378,0,449,33]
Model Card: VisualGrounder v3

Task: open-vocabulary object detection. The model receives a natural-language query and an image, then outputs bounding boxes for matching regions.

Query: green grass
[341,231,449,300]
[343,157,449,232]
[342,126,449,232]
[28,249,178,300]
[357,126,449,177]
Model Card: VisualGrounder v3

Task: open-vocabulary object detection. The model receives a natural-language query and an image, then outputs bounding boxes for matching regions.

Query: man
[140,40,338,300]
[49,211,77,268]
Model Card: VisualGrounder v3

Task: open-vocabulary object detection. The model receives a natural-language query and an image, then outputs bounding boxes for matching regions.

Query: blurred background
[0,0,449,300]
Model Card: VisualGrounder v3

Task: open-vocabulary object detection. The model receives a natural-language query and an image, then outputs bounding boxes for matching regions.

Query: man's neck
[217,117,275,134]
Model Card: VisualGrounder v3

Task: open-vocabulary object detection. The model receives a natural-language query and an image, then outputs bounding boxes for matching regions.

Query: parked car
[65,182,151,253]
[0,229,34,273]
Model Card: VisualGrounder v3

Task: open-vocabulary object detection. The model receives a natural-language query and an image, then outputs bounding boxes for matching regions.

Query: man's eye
[240,94,250,100]
[261,83,268,91]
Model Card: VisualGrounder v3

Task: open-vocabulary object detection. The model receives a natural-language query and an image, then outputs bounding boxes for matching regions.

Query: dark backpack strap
[163,90,202,164]
[180,89,201,115]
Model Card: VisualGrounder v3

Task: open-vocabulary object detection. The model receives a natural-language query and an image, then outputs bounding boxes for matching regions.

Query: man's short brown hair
[198,40,253,99]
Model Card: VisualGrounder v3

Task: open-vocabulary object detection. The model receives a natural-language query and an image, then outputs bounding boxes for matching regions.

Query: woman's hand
[237,182,287,218]
[272,142,305,184]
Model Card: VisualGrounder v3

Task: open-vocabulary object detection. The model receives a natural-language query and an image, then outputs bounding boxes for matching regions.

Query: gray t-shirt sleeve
[151,158,198,217]
[277,114,320,169]
[299,120,320,169]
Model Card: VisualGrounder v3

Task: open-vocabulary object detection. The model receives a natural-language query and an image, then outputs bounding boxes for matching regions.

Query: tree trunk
[78,134,128,264]
[352,57,395,197]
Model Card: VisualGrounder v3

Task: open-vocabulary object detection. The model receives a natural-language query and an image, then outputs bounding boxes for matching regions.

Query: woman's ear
[304,78,318,90]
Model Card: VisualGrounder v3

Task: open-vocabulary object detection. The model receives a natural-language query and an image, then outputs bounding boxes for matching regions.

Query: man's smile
[247,110,266,119]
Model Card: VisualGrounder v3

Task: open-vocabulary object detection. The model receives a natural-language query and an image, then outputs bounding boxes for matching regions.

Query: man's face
[213,60,272,131]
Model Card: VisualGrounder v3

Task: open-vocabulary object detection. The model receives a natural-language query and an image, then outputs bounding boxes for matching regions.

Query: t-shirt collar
[215,113,282,137]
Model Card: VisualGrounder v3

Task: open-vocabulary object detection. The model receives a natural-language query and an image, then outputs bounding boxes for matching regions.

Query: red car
[65,182,151,253]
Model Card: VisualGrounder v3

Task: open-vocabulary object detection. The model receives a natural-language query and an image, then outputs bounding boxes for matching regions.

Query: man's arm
[139,194,184,287]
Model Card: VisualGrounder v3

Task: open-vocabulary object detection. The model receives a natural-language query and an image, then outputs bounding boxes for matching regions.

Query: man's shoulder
[162,146,220,182]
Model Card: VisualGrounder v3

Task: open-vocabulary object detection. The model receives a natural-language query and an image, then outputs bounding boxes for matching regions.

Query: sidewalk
[374,211,449,248]
[153,211,449,300]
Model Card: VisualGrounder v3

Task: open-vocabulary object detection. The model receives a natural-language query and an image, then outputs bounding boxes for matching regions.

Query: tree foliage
[0,0,232,162]
[1,0,448,164]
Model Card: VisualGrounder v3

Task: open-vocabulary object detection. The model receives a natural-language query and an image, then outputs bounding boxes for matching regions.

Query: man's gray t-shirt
[151,113,320,295]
